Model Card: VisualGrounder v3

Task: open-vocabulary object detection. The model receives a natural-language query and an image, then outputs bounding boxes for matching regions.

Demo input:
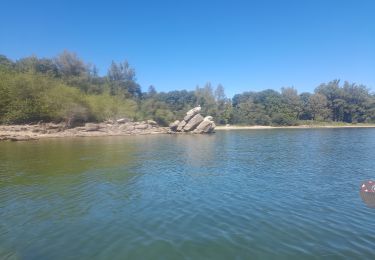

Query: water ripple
[1,130,375,259]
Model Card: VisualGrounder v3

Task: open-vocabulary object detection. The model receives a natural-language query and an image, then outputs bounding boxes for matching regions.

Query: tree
[0,55,13,69]
[299,92,313,120]
[1,51,374,126]
[281,87,302,120]
[215,84,226,105]
[308,93,329,120]
[15,56,59,76]
[139,98,174,126]
[154,90,197,119]
[107,60,141,98]
[195,83,217,116]
[315,80,343,121]
[55,50,87,77]
[341,82,371,123]
[257,89,284,116]
[214,84,228,123]
[233,99,271,125]
[314,80,374,123]
[147,85,157,97]
[0,70,12,122]
[108,60,135,81]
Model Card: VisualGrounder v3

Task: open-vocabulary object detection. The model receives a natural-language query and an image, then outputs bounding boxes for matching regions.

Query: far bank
[216,123,375,130]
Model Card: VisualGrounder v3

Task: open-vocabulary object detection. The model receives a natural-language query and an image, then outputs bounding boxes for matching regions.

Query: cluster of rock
[0,109,216,141]
[77,119,164,135]
[0,119,168,141]
[169,106,216,134]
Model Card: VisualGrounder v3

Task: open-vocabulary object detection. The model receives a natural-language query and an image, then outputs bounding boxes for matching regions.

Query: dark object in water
[360,180,375,208]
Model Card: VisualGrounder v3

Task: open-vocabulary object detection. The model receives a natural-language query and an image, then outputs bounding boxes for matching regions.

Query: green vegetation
[0,51,374,126]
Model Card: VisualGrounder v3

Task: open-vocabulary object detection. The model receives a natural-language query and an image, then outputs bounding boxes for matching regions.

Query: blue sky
[0,0,374,97]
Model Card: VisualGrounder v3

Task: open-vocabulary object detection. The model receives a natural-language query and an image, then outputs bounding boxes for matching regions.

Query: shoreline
[2,123,375,141]
[0,122,169,141]
[216,124,375,130]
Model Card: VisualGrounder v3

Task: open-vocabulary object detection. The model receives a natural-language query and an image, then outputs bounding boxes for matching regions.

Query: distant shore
[216,124,375,130]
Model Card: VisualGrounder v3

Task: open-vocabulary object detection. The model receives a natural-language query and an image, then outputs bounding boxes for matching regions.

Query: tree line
[0,51,374,126]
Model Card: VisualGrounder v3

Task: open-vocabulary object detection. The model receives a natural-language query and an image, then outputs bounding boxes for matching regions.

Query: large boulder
[183,114,204,131]
[176,120,187,132]
[194,119,216,133]
[183,106,201,122]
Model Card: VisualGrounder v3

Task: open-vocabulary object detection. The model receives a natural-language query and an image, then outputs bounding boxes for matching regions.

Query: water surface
[1,129,375,259]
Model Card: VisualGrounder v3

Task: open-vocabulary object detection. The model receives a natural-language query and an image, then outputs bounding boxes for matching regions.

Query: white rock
[183,114,204,131]
[176,120,187,132]
[183,106,201,122]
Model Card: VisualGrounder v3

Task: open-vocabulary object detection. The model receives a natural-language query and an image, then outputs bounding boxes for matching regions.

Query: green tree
[308,93,329,120]
[299,92,313,120]
[281,87,302,120]
[214,84,229,123]
[0,55,14,69]
[195,83,217,116]
[107,60,141,98]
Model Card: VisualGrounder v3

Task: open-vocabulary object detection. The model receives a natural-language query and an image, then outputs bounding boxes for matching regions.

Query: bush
[86,94,138,122]
[271,113,298,126]
[0,69,139,125]
[0,72,53,123]
[154,109,174,126]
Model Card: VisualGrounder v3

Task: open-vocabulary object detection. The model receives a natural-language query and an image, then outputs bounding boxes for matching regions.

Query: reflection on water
[1,129,375,259]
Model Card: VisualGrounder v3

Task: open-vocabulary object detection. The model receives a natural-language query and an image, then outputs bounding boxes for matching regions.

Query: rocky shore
[0,107,218,141]
[0,120,169,141]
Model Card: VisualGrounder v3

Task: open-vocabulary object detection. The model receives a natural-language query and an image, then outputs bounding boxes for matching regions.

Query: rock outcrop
[169,107,215,134]
[193,116,216,134]
[183,114,204,131]
[176,120,187,131]
[184,106,201,122]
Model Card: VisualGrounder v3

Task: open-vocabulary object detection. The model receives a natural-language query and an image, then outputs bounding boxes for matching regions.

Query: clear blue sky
[0,0,374,97]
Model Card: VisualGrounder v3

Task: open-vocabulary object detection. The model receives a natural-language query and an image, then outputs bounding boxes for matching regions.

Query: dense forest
[0,51,374,126]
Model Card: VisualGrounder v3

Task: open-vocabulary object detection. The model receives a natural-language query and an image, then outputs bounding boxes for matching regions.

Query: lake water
[1,129,375,259]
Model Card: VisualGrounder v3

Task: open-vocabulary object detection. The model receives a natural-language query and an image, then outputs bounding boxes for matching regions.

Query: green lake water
[1,129,375,259]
